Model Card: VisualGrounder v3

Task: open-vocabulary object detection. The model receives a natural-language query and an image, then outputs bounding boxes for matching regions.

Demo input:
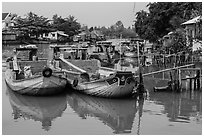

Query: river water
[2,44,202,135]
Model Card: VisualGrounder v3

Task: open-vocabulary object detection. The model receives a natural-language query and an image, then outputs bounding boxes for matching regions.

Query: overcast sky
[2,2,148,28]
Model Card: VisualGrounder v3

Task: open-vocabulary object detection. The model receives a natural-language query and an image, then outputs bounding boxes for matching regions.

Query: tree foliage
[98,20,137,39]
[134,2,202,42]
[13,12,52,38]
[52,14,81,37]
[165,29,190,53]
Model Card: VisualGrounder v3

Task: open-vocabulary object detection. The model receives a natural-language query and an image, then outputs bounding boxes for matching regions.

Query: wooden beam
[100,67,117,72]
[59,57,87,73]
[62,69,81,75]
[134,64,195,78]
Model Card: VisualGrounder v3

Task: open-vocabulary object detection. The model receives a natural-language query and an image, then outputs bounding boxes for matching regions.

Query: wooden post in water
[189,77,192,91]
[194,75,197,90]
[175,69,179,92]
[196,69,200,90]
[162,71,165,80]
[178,69,181,91]
[138,66,145,98]
[169,71,173,91]
[172,68,181,92]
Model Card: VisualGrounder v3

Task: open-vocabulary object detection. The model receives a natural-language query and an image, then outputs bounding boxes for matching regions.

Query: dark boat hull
[73,71,136,98]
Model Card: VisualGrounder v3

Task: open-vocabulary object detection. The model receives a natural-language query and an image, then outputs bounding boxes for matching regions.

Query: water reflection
[67,92,142,134]
[149,90,202,124]
[7,87,67,131]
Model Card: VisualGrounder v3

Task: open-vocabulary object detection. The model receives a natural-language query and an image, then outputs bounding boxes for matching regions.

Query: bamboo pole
[59,57,87,73]
[134,64,195,78]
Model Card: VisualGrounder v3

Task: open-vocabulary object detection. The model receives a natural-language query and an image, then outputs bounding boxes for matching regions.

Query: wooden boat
[49,43,138,98]
[7,86,67,131]
[50,44,89,60]
[54,56,137,98]
[142,76,172,92]
[5,45,68,96]
[50,42,119,67]
[153,85,171,92]
[67,92,138,134]
[72,71,136,98]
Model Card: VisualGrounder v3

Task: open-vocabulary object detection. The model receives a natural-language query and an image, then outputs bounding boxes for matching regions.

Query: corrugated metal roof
[181,16,201,25]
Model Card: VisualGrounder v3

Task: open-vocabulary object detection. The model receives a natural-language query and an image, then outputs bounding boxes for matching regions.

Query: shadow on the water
[6,86,67,131]
[66,91,144,134]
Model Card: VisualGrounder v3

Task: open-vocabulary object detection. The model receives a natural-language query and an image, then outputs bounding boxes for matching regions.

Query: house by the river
[2,13,17,44]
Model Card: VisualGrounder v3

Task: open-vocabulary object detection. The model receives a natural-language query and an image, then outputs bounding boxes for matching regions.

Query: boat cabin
[94,41,115,54]
[50,44,74,59]
[60,47,88,60]
[50,44,89,60]
[15,45,38,61]
[119,41,132,53]
[8,45,48,80]
[89,41,116,60]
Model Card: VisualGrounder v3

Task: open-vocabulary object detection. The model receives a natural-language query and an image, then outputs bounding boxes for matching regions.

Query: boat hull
[73,71,136,98]
[153,86,170,92]
[5,69,68,96]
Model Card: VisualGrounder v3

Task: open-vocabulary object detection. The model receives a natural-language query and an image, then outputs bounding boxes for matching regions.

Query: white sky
[2,1,149,28]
